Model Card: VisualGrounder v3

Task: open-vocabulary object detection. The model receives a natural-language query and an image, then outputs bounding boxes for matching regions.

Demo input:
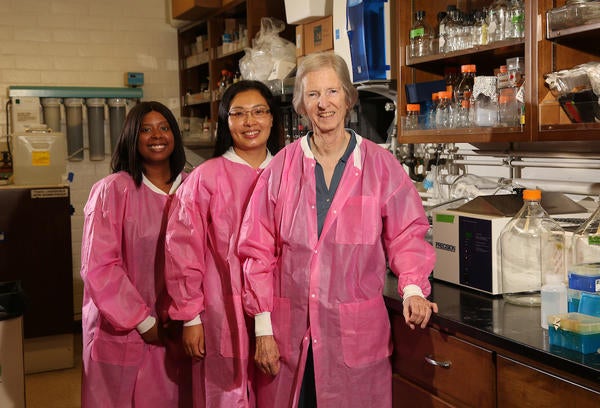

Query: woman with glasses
[165,80,285,407]
[238,52,437,407]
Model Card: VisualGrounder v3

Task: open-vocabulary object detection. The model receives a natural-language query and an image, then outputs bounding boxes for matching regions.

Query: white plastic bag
[239,17,296,81]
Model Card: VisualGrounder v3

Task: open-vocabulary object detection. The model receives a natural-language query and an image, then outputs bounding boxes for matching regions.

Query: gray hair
[292,52,358,117]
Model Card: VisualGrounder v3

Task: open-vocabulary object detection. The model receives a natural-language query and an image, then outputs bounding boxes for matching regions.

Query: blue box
[405,80,446,104]
[568,272,600,292]
[547,312,600,354]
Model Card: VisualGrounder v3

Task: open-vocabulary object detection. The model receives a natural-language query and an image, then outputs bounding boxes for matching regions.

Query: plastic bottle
[405,104,420,129]
[499,189,566,306]
[409,10,432,57]
[541,274,567,329]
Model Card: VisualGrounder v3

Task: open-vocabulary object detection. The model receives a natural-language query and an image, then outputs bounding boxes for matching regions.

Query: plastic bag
[239,17,296,82]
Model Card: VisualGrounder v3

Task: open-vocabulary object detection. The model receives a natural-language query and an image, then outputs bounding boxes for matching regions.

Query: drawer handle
[424,355,452,369]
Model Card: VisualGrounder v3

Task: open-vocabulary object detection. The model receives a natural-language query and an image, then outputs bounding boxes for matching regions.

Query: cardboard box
[304,15,333,55]
[284,0,333,25]
[539,91,571,125]
[172,0,221,20]
[295,24,305,57]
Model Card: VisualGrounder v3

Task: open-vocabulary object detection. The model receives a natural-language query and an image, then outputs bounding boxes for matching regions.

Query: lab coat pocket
[335,196,379,245]
[220,295,249,359]
[338,297,392,367]
[91,320,144,366]
[271,297,291,359]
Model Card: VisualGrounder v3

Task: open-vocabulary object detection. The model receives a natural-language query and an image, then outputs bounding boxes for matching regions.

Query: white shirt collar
[223,146,273,169]
[142,172,182,195]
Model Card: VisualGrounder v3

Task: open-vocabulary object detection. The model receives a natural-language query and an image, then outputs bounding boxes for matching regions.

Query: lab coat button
[313,339,317,344]
[311,293,316,298]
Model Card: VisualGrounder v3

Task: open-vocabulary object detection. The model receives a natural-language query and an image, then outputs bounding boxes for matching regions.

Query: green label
[588,235,600,246]
[436,214,455,223]
[410,28,425,39]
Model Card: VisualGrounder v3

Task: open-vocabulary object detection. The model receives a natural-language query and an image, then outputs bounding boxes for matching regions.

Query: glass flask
[572,202,600,265]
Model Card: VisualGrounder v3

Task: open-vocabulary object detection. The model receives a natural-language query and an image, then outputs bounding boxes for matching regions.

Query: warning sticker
[32,151,51,166]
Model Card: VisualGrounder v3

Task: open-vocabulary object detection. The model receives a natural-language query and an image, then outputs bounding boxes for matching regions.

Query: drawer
[497,356,600,407]
[391,314,495,408]
[393,374,454,408]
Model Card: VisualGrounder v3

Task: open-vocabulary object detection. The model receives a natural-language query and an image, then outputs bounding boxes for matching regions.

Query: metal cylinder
[40,97,62,133]
[107,98,127,153]
[86,98,106,161]
[64,98,84,161]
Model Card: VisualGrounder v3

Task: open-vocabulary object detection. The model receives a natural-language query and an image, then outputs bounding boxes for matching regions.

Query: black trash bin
[0,281,26,408]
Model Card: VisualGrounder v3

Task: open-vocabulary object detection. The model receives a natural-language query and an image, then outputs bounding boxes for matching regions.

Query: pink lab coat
[165,152,271,407]
[238,134,435,408]
[81,172,191,408]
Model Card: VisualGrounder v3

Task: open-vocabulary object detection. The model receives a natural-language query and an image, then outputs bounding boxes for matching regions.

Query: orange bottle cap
[523,189,542,200]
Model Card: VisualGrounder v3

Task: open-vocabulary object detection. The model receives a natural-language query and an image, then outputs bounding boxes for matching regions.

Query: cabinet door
[391,314,495,407]
[397,0,531,144]
[536,0,600,141]
[497,355,600,407]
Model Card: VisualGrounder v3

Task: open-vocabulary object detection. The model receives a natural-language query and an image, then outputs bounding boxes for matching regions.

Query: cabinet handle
[424,355,452,369]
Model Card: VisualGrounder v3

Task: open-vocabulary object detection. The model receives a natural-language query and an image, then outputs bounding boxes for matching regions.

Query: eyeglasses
[228,107,271,120]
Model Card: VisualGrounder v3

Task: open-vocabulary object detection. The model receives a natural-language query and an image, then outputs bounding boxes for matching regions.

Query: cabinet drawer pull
[424,355,452,368]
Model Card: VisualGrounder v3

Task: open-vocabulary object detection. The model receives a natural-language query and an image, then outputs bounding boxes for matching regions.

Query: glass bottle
[506,0,525,40]
[438,5,457,53]
[499,189,566,306]
[498,94,519,127]
[426,92,439,129]
[409,10,433,57]
[454,64,477,110]
[572,203,600,265]
[472,10,489,46]
[444,9,460,52]
[405,104,420,130]
[488,0,509,43]
[435,91,454,129]
[457,99,471,128]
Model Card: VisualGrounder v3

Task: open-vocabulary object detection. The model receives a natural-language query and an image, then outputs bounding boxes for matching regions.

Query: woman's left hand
[403,296,438,329]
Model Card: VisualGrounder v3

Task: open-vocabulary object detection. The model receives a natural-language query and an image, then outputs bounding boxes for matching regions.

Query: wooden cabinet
[390,313,495,407]
[497,355,600,407]
[395,0,600,144]
[176,0,290,149]
[391,313,600,408]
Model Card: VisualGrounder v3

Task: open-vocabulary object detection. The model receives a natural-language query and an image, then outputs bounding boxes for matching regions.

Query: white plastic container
[284,0,332,24]
[11,131,67,185]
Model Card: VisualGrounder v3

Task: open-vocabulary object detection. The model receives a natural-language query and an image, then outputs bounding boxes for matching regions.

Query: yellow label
[32,151,51,166]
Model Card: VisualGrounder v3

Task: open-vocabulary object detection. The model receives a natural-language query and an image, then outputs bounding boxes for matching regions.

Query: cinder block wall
[0,0,181,320]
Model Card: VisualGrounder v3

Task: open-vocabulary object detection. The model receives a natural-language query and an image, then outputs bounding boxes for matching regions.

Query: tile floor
[25,333,82,408]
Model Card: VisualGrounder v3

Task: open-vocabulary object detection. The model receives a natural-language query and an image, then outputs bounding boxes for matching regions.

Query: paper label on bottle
[588,236,600,246]
[410,28,425,39]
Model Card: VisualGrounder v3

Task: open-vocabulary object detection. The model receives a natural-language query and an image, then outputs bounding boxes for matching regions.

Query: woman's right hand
[183,324,205,359]
[255,335,280,376]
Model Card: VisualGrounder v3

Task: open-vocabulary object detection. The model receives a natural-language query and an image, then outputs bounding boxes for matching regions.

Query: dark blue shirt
[309,130,357,237]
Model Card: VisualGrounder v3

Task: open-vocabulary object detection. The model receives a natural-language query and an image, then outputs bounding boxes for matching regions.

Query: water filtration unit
[346,0,391,83]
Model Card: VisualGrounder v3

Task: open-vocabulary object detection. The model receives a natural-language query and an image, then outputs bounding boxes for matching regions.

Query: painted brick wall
[0,0,181,320]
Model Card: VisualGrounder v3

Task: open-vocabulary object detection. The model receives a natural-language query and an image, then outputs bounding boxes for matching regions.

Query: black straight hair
[213,80,285,158]
[111,101,186,187]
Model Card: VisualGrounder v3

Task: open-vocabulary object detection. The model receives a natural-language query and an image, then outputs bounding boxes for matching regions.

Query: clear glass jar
[409,10,433,57]
[500,189,566,306]
[472,76,498,127]
[572,203,600,265]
